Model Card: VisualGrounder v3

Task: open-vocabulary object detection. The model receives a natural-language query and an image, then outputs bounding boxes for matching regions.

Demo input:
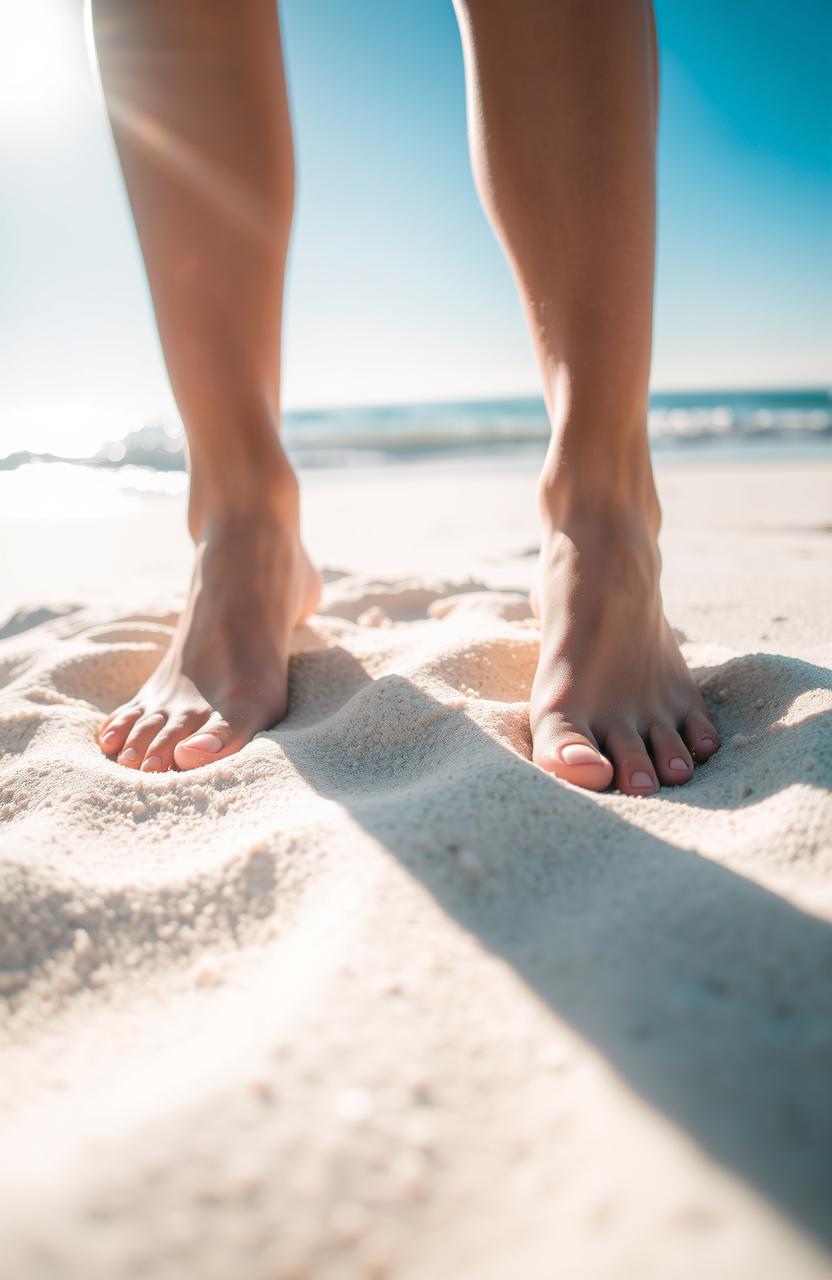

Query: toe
[683,711,720,763]
[141,712,208,773]
[99,706,142,757]
[532,715,614,792]
[648,723,694,787]
[173,713,251,771]
[117,713,167,769]
[605,723,659,795]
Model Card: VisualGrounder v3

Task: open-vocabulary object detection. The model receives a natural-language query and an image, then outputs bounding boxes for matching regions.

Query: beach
[1,455,831,1279]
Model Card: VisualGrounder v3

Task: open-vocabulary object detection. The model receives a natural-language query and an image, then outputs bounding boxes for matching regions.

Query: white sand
[1,458,831,1279]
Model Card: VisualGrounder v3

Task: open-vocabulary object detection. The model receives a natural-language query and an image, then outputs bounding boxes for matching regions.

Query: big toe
[173,714,252,771]
[533,718,614,792]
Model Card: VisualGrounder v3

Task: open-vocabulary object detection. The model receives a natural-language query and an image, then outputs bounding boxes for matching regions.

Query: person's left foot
[530,461,719,795]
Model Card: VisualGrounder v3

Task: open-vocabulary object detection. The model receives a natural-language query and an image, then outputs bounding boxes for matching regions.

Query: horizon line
[280,381,831,418]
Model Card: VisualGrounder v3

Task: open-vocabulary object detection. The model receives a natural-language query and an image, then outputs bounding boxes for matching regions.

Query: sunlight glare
[1,0,83,133]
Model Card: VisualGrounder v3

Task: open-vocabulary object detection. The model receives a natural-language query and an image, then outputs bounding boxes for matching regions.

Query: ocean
[1,388,830,504]
[282,386,832,469]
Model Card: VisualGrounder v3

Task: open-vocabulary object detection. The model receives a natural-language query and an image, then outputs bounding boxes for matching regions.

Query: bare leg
[92,0,320,772]
[454,0,719,793]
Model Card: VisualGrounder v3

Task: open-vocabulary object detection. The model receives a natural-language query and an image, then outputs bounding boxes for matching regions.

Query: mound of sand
[1,569,830,1279]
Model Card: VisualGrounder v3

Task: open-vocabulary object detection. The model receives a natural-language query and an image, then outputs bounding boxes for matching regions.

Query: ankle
[537,429,660,539]
[187,438,300,541]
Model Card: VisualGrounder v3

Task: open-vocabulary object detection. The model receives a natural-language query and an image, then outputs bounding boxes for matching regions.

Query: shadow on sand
[275,639,832,1250]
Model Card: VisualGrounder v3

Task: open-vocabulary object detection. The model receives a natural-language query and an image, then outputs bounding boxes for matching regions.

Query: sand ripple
[1,579,831,1279]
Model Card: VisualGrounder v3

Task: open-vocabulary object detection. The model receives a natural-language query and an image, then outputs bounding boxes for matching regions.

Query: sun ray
[106,95,273,246]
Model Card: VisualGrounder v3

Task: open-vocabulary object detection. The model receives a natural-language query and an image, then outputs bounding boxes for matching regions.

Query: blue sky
[0,0,829,454]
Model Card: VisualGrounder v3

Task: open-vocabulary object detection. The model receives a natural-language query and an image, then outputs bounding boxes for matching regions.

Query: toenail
[181,733,224,754]
[630,770,654,788]
[669,757,689,771]
[102,731,118,746]
[561,743,604,766]
[700,736,715,747]
[142,755,163,771]
[120,748,137,762]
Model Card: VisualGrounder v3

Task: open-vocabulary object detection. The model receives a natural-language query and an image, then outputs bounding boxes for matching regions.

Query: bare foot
[530,465,719,795]
[98,478,321,773]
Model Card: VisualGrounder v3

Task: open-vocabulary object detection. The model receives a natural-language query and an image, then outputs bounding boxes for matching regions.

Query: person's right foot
[98,493,321,773]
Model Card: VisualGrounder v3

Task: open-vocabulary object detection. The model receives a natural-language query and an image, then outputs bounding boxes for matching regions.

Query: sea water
[1,388,830,497]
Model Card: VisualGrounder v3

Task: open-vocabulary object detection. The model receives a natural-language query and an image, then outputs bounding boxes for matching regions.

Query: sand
[1,457,831,1279]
